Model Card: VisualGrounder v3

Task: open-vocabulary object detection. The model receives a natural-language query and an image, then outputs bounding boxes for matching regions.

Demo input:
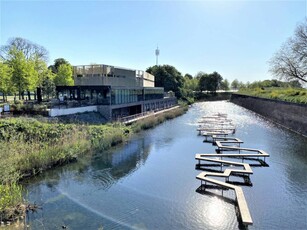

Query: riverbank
[0,105,187,223]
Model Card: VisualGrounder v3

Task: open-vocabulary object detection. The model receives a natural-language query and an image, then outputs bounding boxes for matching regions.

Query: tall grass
[238,87,307,104]
[0,183,23,222]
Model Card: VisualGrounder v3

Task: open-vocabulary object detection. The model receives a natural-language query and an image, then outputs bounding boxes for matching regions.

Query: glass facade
[56,86,165,106]
[111,89,143,105]
[144,88,164,100]
[56,86,111,105]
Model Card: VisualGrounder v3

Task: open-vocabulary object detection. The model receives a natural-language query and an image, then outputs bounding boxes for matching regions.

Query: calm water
[23,101,307,230]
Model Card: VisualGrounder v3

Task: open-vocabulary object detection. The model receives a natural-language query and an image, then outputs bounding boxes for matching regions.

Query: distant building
[55,64,177,120]
[74,65,155,87]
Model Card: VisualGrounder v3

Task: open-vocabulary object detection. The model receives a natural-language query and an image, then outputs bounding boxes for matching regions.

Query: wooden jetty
[195,155,253,225]
[195,113,270,227]
[197,114,236,134]
[197,127,236,135]
[215,141,270,162]
[211,136,244,146]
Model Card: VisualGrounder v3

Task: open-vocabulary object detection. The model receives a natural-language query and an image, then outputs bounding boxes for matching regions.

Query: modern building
[55,64,177,120]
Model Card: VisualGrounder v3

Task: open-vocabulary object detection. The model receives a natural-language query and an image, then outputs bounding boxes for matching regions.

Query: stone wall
[230,94,307,136]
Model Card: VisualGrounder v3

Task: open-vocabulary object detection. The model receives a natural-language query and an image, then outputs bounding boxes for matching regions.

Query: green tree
[238,81,246,89]
[146,65,184,98]
[181,74,199,102]
[184,73,193,80]
[42,77,56,99]
[220,79,230,91]
[231,79,239,90]
[40,68,56,99]
[209,72,223,92]
[0,61,12,101]
[198,72,223,93]
[54,64,74,86]
[198,73,209,92]
[7,48,37,99]
[48,58,71,73]
[0,37,49,100]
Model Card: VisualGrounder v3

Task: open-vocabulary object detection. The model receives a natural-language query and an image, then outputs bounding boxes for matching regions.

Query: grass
[237,87,307,104]
[0,105,187,222]
[0,183,24,222]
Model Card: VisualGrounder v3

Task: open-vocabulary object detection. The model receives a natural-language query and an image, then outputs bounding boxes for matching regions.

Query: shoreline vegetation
[0,105,187,223]
[237,87,307,104]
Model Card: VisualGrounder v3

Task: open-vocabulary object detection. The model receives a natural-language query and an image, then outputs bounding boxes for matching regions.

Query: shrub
[0,183,23,221]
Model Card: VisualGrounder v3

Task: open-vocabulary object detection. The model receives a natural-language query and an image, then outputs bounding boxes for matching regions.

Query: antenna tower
[155,46,160,65]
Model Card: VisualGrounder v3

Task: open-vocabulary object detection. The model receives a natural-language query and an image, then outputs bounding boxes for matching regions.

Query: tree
[231,79,239,90]
[238,81,246,89]
[198,73,209,92]
[246,79,302,89]
[48,58,71,73]
[181,74,199,101]
[209,72,223,92]
[220,79,230,91]
[269,19,307,83]
[288,80,302,88]
[54,64,74,86]
[6,48,37,99]
[0,61,12,101]
[40,68,56,99]
[42,77,56,99]
[198,72,223,93]
[146,65,184,98]
[0,37,49,100]
[184,73,193,80]
[0,37,48,62]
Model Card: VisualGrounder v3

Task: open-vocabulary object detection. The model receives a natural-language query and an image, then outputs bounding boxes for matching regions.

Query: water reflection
[89,138,152,189]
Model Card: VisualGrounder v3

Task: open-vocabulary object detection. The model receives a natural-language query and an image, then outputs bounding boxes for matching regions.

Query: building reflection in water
[89,137,152,189]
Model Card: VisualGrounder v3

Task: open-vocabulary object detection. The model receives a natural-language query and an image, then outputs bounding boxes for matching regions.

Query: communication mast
[155,46,160,65]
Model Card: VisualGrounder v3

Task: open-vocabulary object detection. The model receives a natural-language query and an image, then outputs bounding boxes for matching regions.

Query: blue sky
[0,0,306,83]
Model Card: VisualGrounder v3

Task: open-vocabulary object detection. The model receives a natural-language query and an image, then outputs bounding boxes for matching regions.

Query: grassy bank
[0,118,130,222]
[0,105,187,222]
[237,87,307,104]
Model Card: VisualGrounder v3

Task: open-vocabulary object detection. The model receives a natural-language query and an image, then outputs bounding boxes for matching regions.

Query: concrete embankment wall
[49,106,98,117]
[230,94,307,137]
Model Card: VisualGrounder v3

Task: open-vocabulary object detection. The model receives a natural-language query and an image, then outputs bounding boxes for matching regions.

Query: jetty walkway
[195,113,269,227]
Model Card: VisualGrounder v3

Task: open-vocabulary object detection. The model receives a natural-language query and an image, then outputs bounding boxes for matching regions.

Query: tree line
[1,17,306,104]
[0,37,234,104]
[0,37,73,101]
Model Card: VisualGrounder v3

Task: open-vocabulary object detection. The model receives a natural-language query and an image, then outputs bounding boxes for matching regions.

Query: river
[23,101,307,230]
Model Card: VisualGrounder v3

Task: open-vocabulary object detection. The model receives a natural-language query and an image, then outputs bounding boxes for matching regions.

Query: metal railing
[117,111,154,123]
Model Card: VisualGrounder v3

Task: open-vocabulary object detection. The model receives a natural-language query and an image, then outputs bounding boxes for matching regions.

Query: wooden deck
[215,142,270,161]
[195,113,270,227]
[196,177,253,225]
